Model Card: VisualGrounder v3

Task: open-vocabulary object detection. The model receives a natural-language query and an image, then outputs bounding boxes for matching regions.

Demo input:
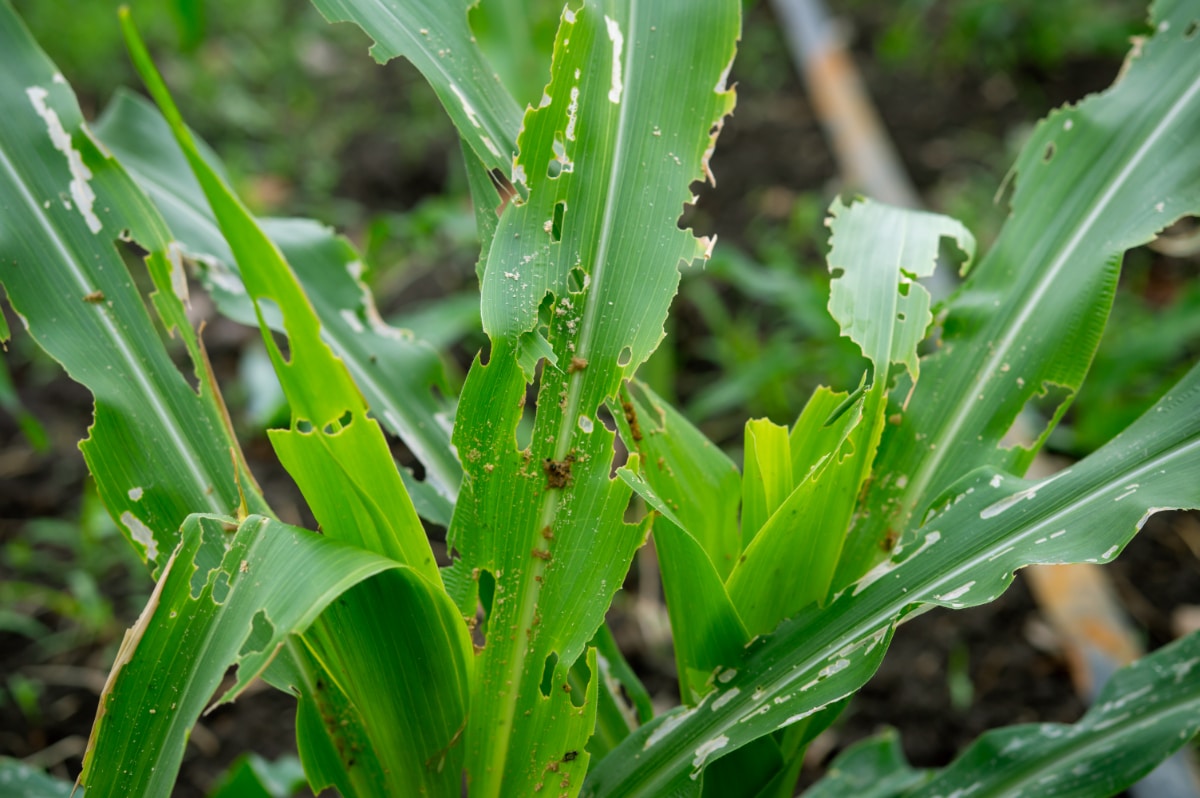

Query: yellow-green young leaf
[448,1,740,795]
[741,418,792,546]
[0,2,265,569]
[584,362,1200,796]
[121,11,437,580]
[91,91,461,518]
[80,514,403,796]
[726,388,864,636]
[845,0,1200,581]
[309,0,523,176]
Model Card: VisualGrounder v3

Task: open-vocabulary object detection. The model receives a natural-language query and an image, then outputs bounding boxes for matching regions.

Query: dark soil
[2,3,1197,797]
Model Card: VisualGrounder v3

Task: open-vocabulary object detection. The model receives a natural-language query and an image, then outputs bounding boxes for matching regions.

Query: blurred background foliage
[3,0,1198,792]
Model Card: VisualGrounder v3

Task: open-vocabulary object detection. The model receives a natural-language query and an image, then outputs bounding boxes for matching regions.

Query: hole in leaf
[1042,142,1055,163]
[547,159,563,179]
[565,653,589,708]
[477,569,495,623]
[1185,19,1198,38]
[1000,380,1073,454]
[238,609,275,656]
[830,267,845,279]
[597,404,618,434]
[568,266,588,293]
[617,346,633,368]
[323,409,354,435]
[540,652,560,697]
[296,418,314,434]
[897,312,907,321]
[551,201,566,242]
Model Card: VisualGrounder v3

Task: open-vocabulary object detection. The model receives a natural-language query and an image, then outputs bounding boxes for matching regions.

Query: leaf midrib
[902,70,1200,514]
[0,141,224,517]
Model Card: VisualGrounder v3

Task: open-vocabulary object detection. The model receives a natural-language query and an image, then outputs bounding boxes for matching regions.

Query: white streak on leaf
[604,16,624,104]
[644,701,701,749]
[449,82,482,129]
[937,581,976,602]
[566,85,581,141]
[689,735,729,778]
[121,511,158,561]
[26,86,102,234]
[711,687,740,712]
[166,242,191,308]
[339,308,365,333]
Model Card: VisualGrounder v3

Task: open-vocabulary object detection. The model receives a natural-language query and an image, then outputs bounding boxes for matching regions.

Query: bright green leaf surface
[584,362,1200,795]
[620,460,748,704]
[448,1,740,794]
[79,514,400,796]
[741,418,792,545]
[727,389,864,635]
[0,2,265,569]
[90,91,462,516]
[845,0,1200,580]
[620,381,741,577]
[309,0,523,175]
[121,15,437,579]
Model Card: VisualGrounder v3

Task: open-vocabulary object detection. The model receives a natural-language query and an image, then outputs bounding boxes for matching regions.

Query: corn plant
[1,0,1199,795]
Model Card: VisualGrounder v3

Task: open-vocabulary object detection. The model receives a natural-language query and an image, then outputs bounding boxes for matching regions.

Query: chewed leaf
[481,1,737,385]
[826,197,974,386]
[121,13,437,579]
[92,91,462,516]
[0,5,265,571]
[309,0,523,175]
[449,1,742,794]
[584,361,1200,796]
[79,514,402,796]
[848,0,1200,571]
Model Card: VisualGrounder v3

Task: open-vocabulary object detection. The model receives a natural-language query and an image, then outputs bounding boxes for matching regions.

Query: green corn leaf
[0,757,79,798]
[843,0,1200,581]
[800,729,929,798]
[447,1,740,794]
[619,380,741,578]
[309,0,524,176]
[90,90,461,517]
[121,11,437,579]
[613,380,746,703]
[79,514,406,795]
[726,388,864,636]
[620,459,749,704]
[206,754,308,798]
[821,197,975,586]
[583,361,1200,796]
[0,1,265,570]
[908,629,1200,797]
[741,418,793,545]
